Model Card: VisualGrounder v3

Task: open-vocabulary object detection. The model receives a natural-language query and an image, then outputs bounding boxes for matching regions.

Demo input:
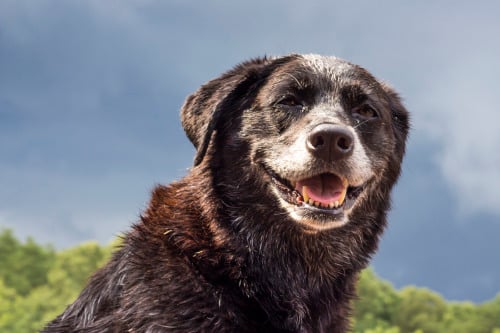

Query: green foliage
[0,229,115,332]
[353,272,500,333]
[392,286,447,333]
[0,228,499,332]
[362,326,401,333]
[353,268,400,332]
[0,278,18,332]
[0,229,55,296]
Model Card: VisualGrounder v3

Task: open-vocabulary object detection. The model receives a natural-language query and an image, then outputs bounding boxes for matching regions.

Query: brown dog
[43,54,409,332]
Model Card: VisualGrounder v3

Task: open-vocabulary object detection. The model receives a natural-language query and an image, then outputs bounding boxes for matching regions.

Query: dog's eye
[352,104,378,120]
[276,95,303,108]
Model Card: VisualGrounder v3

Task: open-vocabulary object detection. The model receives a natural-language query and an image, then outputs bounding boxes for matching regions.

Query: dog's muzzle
[262,122,369,227]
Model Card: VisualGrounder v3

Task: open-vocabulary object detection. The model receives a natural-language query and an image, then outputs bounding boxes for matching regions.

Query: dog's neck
[144,170,385,332]
[205,172,382,331]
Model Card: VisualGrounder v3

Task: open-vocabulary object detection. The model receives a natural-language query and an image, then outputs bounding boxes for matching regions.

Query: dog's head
[181,54,409,231]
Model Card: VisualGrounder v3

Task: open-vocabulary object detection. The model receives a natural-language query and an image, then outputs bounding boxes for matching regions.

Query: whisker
[352,119,370,129]
[284,73,304,89]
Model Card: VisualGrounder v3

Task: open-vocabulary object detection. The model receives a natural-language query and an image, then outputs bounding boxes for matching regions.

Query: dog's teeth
[302,186,309,203]
[338,188,347,205]
[304,196,345,209]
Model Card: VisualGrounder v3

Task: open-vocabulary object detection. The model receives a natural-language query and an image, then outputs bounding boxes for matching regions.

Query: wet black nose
[306,124,354,161]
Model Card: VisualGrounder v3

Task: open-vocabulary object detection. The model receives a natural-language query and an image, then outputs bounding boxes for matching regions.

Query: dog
[43,54,409,332]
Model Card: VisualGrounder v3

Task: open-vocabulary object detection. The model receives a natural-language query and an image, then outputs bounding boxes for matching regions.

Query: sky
[1,0,499,302]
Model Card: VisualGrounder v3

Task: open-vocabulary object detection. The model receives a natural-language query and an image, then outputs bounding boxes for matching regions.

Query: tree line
[0,229,499,332]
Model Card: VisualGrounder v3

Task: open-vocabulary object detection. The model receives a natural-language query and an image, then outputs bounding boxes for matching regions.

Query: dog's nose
[306,124,354,161]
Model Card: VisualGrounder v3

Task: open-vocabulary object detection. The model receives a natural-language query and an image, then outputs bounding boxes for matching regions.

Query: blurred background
[1,1,499,330]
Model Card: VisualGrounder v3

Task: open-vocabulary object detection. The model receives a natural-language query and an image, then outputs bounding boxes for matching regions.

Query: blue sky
[1,0,499,302]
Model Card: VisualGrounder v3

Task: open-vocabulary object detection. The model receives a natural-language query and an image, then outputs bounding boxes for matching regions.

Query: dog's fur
[43,54,409,332]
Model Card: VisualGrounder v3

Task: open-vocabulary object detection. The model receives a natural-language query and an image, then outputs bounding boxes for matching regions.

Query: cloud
[1,0,500,302]
[0,162,150,248]
[1,1,499,217]
[414,39,500,217]
[0,209,131,249]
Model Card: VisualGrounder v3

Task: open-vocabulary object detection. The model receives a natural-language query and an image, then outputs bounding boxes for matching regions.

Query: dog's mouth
[265,167,364,215]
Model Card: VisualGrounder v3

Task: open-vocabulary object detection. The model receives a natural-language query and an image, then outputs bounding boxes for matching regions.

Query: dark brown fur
[43,54,409,332]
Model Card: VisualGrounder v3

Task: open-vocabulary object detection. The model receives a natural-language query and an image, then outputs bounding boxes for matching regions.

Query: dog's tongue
[295,173,348,205]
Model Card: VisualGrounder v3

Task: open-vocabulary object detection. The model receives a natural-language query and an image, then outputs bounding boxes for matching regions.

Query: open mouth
[265,168,364,214]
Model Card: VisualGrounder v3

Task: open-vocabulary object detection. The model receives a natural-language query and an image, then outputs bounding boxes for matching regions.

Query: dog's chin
[264,166,367,231]
[276,195,350,231]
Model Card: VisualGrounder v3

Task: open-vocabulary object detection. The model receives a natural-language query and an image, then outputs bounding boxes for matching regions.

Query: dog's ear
[181,56,297,166]
[381,83,410,156]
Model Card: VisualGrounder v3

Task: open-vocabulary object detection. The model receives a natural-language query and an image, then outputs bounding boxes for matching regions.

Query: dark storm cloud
[1,0,499,301]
